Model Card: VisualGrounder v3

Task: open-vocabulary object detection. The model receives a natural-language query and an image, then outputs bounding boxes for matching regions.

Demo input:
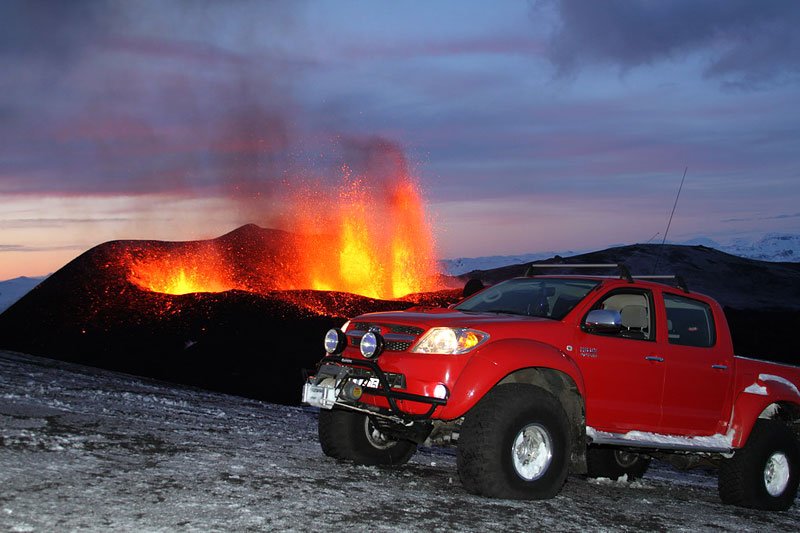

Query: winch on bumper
[302,355,449,421]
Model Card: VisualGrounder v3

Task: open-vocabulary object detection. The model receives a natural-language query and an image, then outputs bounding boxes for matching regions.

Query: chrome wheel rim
[512,423,553,481]
[364,418,394,450]
[764,452,790,497]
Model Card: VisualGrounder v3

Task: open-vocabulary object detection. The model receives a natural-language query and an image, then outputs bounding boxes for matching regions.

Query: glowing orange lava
[290,170,441,299]
[128,247,249,295]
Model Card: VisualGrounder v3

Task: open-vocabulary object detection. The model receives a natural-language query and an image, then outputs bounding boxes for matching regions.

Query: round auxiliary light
[323,328,348,354]
[433,384,449,400]
[360,331,385,359]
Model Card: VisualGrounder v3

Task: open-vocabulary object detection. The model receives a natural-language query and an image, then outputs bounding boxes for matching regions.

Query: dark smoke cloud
[0,0,303,213]
[338,137,411,184]
[538,0,800,87]
[0,0,425,228]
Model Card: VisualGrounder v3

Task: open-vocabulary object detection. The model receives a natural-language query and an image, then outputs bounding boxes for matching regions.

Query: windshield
[454,278,599,320]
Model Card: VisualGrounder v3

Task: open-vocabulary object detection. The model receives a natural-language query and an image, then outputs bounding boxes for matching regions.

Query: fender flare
[438,338,585,419]
[730,376,800,448]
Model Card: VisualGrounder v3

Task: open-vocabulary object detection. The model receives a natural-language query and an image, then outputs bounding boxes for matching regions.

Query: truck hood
[351,307,560,331]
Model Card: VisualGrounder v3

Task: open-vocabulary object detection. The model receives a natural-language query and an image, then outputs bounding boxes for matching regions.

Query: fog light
[433,384,449,399]
[341,381,363,401]
[360,331,385,359]
[324,328,347,354]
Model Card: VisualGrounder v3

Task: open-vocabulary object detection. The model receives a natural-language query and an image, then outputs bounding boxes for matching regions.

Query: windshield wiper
[484,309,525,316]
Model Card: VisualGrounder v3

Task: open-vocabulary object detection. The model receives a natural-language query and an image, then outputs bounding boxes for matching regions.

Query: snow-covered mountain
[723,233,800,262]
[440,233,800,276]
[439,251,584,277]
[0,276,46,313]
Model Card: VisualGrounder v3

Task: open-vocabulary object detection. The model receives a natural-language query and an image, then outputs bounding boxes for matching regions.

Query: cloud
[0,244,85,253]
[339,36,547,62]
[0,1,305,205]
[0,0,113,61]
[722,212,800,223]
[0,217,131,229]
[539,0,800,87]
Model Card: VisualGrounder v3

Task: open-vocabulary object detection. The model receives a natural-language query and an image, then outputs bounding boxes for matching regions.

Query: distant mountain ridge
[452,242,800,310]
[440,233,800,275]
[0,276,47,313]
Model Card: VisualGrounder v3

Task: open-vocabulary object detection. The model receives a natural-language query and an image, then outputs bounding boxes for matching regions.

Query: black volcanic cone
[0,225,460,404]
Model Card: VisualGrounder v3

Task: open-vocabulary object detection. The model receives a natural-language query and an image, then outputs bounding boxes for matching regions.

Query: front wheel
[318,408,416,466]
[718,419,800,511]
[457,384,571,499]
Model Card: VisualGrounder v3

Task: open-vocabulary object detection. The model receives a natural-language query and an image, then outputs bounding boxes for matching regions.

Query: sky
[1,0,799,279]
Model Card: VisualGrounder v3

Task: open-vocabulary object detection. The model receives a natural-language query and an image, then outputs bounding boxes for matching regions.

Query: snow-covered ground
[1,350,798,532]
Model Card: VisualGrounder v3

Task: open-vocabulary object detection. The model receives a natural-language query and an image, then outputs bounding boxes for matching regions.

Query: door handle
[711,364,728,370]
[644,355,664,362]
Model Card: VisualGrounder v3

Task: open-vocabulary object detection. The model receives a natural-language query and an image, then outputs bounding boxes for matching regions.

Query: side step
[587,427,733,454]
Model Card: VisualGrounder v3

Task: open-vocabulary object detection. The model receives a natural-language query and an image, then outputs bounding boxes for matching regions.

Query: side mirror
[462,278,484,298]
[584,309,622,333]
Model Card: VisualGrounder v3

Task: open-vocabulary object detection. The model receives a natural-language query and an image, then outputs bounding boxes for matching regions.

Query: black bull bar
[313,355,448,420]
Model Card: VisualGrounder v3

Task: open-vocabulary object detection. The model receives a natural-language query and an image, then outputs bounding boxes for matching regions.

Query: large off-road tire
[718,419,800,511]
[586,447,651,480]
[318,408,416,466]
[457,384,571,499]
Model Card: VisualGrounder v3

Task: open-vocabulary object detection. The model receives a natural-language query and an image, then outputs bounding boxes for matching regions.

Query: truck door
[574,288,665,433]
[658,291,732,435]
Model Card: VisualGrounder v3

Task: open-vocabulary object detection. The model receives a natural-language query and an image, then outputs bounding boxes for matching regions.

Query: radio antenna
[653,167,688,274]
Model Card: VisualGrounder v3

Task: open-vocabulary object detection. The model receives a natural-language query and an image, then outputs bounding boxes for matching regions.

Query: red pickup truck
[302,264,800,510]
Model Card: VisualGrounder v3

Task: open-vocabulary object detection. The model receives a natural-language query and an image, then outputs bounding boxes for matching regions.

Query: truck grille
[385,340,412,351]
[350,322,424,336]
[347,322,424,352]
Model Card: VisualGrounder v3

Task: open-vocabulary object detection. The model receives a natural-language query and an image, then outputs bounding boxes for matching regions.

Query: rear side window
[664,293,716,348]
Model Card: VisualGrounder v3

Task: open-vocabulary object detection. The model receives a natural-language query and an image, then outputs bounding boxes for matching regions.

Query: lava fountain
[287,169,441,299]
[127,170,442,300]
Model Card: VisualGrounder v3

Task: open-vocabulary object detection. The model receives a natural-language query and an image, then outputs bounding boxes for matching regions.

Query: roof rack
[524,263,690,293]
[633,275,690,293]
[524,263,633,282]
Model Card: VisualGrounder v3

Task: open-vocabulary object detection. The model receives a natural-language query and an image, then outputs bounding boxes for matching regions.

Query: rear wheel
[318,408,416,466]
[586,447,651,480]
[457,384,571,499]
[718,419,800,511]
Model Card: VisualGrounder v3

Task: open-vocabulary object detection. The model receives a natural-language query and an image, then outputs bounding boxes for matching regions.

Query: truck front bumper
[302,355,448,421]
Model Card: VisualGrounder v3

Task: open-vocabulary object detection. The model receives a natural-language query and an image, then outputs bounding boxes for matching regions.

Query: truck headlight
[411,327,488,355]
[323,328,347,354]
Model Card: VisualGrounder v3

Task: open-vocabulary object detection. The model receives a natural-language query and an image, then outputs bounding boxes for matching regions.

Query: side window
[590,290,654,341]
[664,293,716,348]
